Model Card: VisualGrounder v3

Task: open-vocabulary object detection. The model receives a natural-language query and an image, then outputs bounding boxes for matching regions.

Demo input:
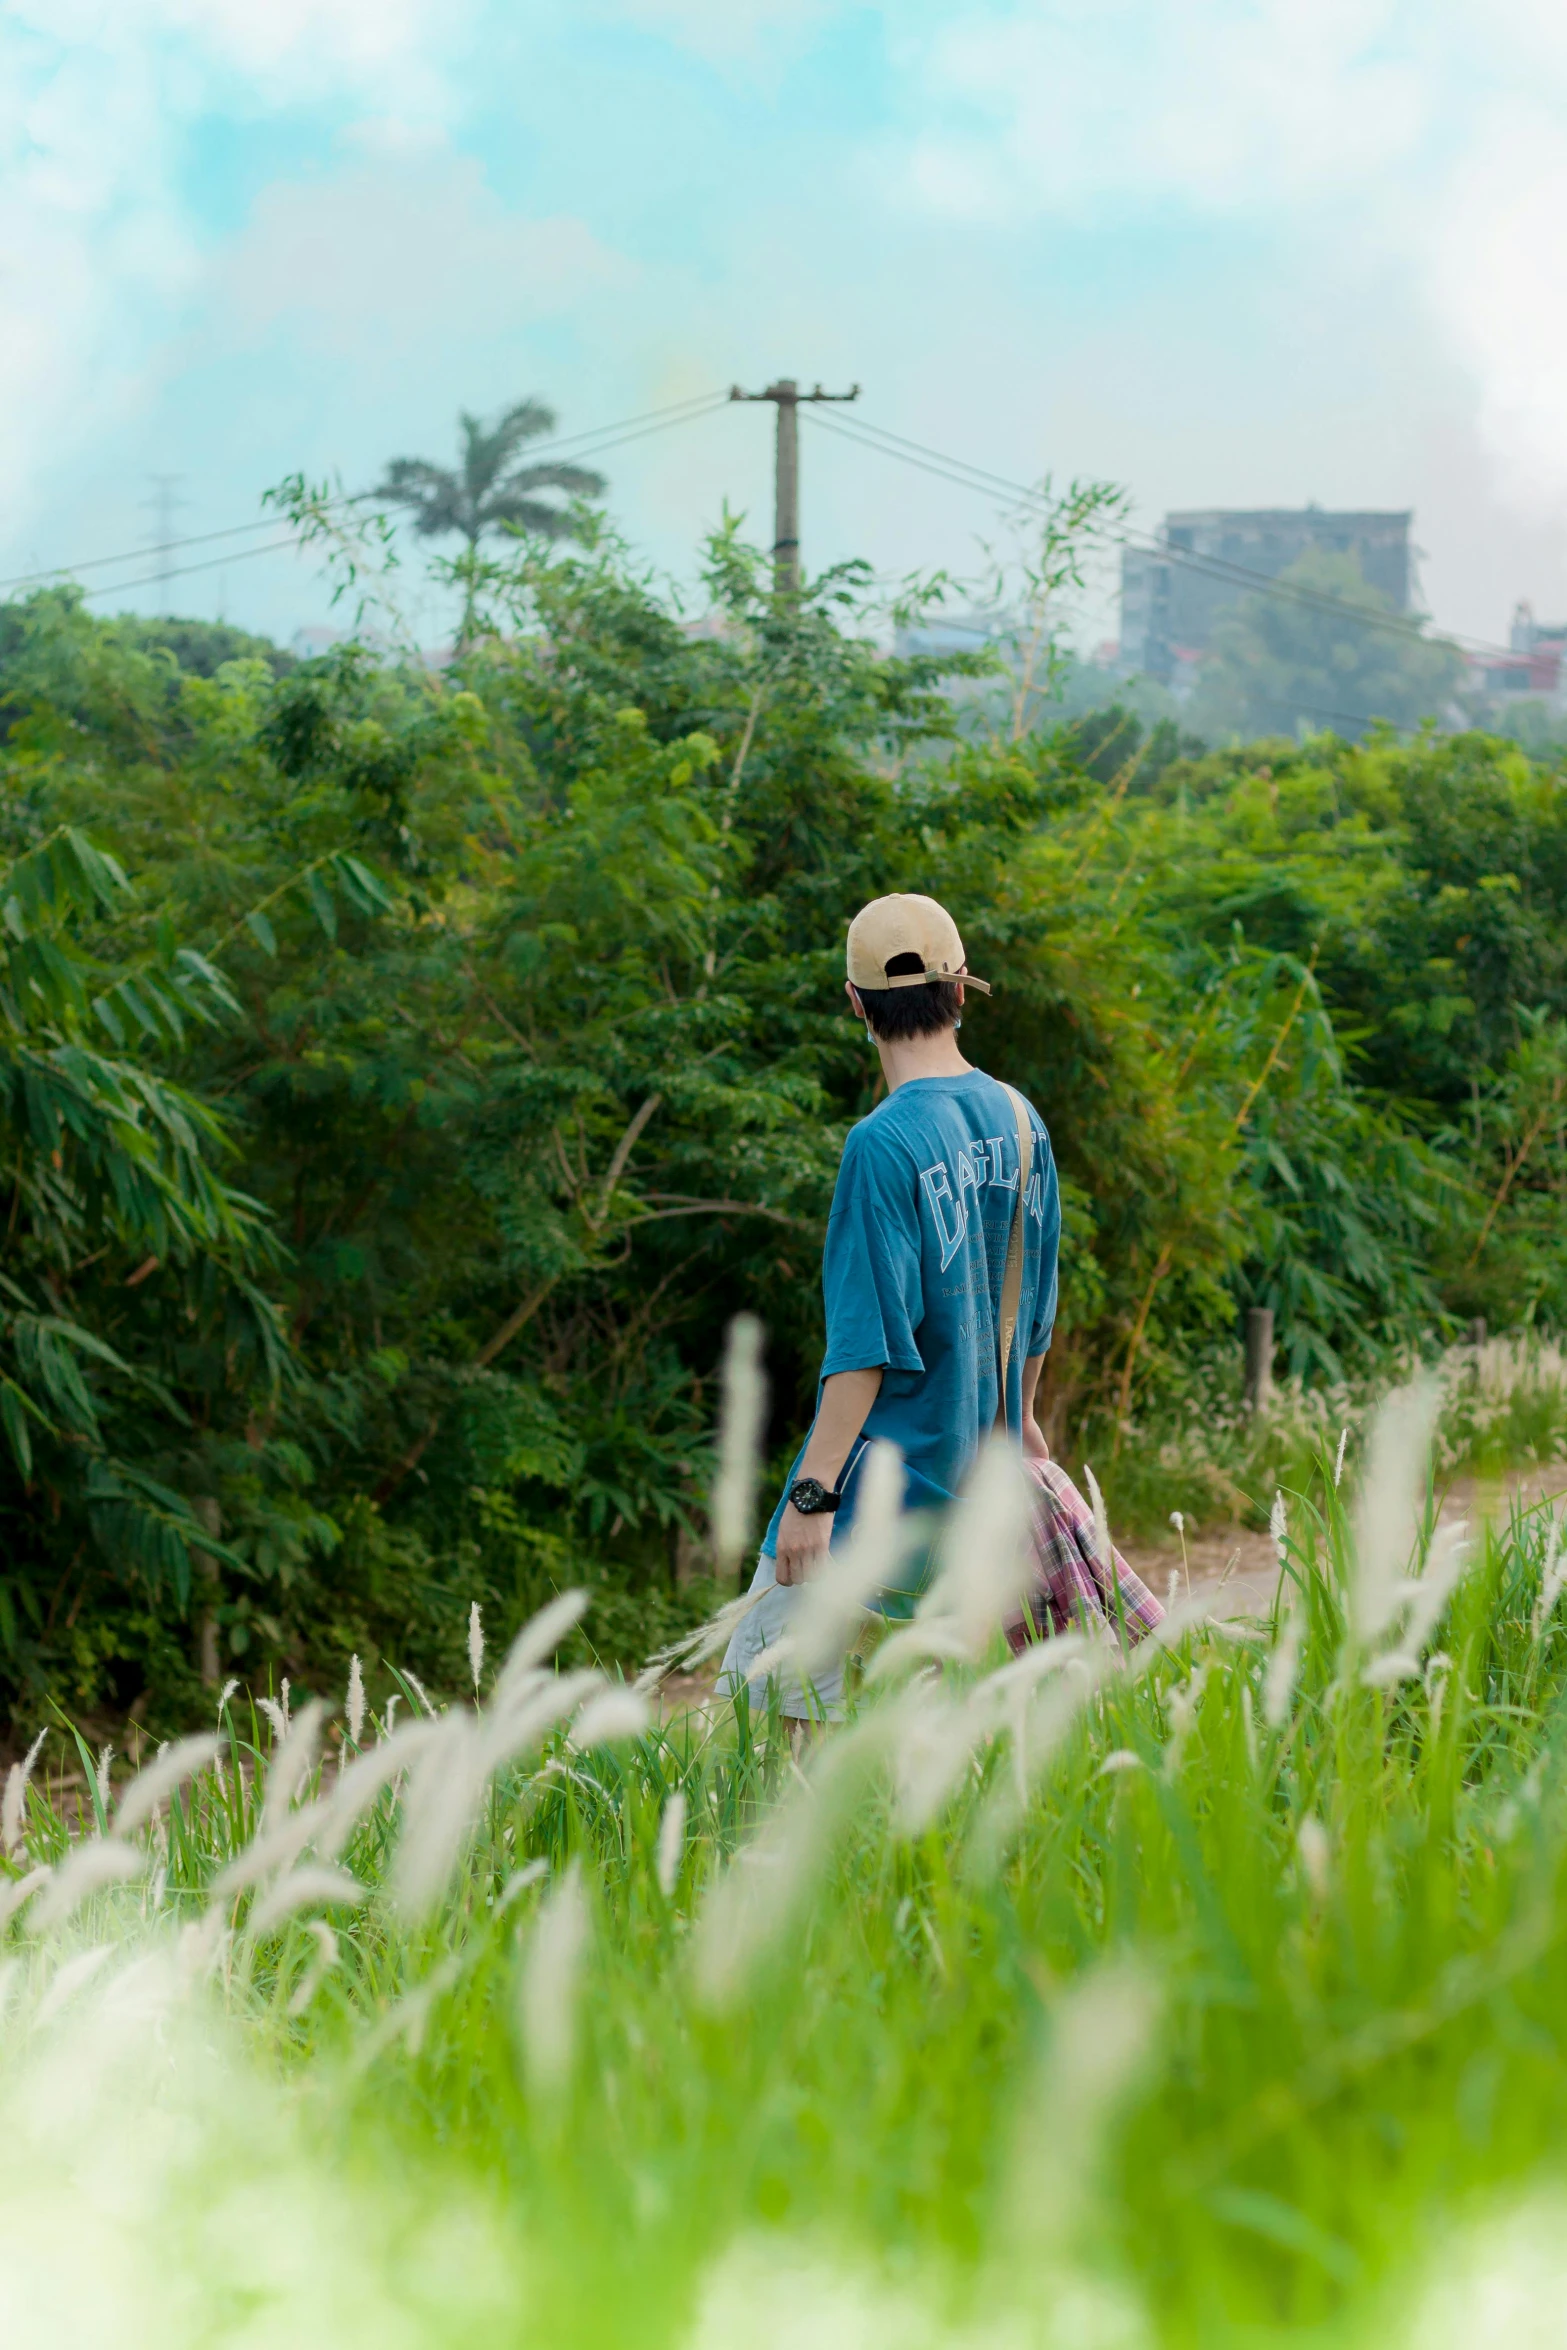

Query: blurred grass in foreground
[5,1388,1567,2346]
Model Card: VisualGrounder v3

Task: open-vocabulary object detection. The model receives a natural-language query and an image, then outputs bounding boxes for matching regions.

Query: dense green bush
[3,539,1567,1730]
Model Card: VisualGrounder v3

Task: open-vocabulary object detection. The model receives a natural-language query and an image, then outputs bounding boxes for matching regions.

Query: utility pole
[729,378,860,590]
[141,472,188,614]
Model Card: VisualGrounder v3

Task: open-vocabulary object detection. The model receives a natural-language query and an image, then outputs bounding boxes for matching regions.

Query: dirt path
[1118,1464,1567,1623]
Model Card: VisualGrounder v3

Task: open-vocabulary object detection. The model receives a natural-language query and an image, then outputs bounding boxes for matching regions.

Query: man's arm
[773,1367,884,1586]
[1020,1352,1051,1462]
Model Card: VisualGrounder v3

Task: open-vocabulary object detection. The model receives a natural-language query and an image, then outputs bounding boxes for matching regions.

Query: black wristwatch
[787,1476,841,1516]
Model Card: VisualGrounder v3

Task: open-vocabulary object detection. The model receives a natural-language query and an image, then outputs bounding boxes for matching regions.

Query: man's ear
[845,981,864,1017]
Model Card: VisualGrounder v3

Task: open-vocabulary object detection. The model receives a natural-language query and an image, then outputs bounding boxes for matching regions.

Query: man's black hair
[856,951,963,1041]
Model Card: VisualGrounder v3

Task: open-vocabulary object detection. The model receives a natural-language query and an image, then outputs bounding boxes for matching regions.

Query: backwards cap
[845,893,991,994]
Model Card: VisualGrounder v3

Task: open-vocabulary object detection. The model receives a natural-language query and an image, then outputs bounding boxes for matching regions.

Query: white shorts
[717,1552,849,1722]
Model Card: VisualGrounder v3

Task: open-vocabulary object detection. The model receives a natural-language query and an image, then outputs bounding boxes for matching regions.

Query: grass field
[6,1382,1567,2347]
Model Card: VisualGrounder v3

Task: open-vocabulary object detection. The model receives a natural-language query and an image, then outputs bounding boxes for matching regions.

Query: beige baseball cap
[845,892,992,994]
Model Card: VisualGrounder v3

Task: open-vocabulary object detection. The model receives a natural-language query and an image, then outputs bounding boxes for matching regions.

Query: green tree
[374,398,606,554]
[10,522,1567,1731]
[1186,549,1464,741]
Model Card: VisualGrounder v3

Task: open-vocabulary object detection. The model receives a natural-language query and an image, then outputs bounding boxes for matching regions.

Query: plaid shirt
[1006,1458,1164,1649]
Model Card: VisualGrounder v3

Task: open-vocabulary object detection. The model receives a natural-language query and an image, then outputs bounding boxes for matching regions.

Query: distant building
[1119,507,1413,684]
[290,624,345,661]
[1466,601,1567,700]
[892,607,1014,661]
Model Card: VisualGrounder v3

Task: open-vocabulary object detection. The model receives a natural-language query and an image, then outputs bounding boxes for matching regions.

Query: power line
[815,406,1519,661]
[79,534,304,602]
[0,391,733,601]
[802,406,1516,662]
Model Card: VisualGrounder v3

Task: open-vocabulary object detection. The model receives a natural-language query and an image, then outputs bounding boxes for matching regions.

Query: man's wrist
[787,1475,840,1516]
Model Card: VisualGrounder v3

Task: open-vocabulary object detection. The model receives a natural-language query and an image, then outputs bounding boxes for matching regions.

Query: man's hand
[772,1367,884,1585]
[774,1501,836,1586]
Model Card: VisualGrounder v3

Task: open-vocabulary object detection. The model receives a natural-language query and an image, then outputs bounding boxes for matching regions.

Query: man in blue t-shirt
[720,891,1061,1721]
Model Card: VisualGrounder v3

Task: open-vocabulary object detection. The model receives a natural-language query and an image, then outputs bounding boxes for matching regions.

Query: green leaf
[0,1381,35,1478]
[330,853,395,916]
[92,991,127,1046]
[306,869,338,941]
[244,907,278,957]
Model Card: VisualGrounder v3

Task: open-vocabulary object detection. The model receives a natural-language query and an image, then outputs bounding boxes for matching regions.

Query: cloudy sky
[5,0,1567,653]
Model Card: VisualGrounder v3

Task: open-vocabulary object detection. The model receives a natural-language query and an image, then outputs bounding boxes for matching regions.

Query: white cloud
[1431,100,1567,505]
[888,0,1567,519]
[598,0,837,70]
[894,0,1427,220]
[0,0,473,533]
[224,151,627,358]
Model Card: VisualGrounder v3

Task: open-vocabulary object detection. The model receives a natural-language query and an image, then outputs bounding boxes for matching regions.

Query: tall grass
[5,1394,1567,2345]
[1097,1330,1567,1533]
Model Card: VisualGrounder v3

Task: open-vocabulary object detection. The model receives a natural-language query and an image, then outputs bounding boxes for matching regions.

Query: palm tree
[374,397,605,551]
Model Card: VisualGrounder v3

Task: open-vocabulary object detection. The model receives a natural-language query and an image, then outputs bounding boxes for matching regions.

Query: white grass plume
[568,1688,651,1747]
[1006,1961,1160,2246]
[1263,1600,1304,1729]
[214,1720,439,1897]
[317,1719,440,1861]
[1533,1514,1567,1639]
[1297,1814,1332,1901]
[215,1677,239,1721]
[287,1920,339,2017]
[656,1791,687,1899]
[388,1714,488,1921]
[0,1865,52,1935]
[1333,1426,1349,1488]
[786,1440,908,1682]
[871,1440,1032,1675]
[345,1654,365,1746]
[1163,1666,1208,1779]
[260,1700,328,1835]
[1351,1377,1440,1650]
[520,1859,589,2095]
[256,1697,287,1743]
[400,1670,439,1720]
[711,1311,767,1572]
[390,1672,600,1919]
[115,1735,221,1839]
[1084,1462,1112,1571]
[635,1589,761,1694]
[213,1804,330,1896]
[495,1591,589,1698]
[467,1603,485,1694]
[35,1945,116,2023]
[2,1770,26,1860]
[249,1866,366,1936]
[94,1746,113,1816]
[496,1858,549,1914]
[27,1839,144,1933]
[692,1728,879,2010]
[968,1640,1108,1839]
[3,1727,48,1855]
[1362,1521,1471,1687]
[1270,1489,1288,1564]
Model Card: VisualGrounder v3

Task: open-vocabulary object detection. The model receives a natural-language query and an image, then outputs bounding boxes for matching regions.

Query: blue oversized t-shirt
[761,1069,1060,1555]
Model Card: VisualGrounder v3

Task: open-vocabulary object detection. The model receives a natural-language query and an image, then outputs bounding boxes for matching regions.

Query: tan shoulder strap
[996,1082,1033,1434]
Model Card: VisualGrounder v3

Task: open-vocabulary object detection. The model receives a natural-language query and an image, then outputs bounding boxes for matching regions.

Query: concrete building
[1120,507,1413,684]
[1466,602,1567,701]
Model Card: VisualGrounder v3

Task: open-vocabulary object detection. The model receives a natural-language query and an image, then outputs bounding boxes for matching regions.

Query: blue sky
[6,1,1567,652]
